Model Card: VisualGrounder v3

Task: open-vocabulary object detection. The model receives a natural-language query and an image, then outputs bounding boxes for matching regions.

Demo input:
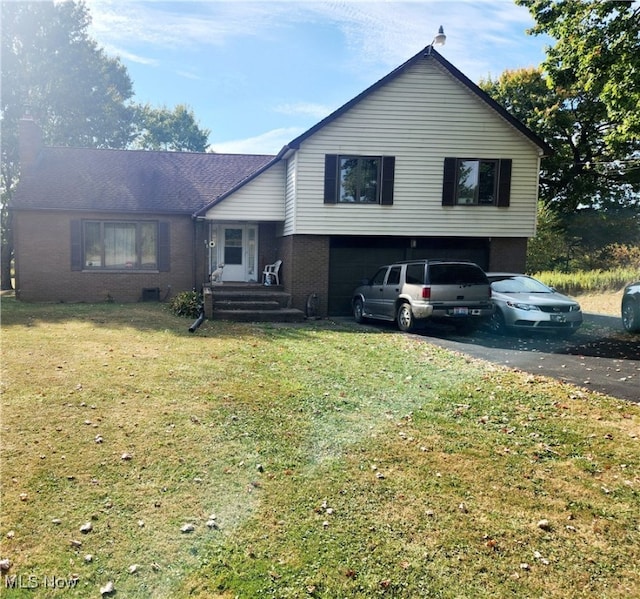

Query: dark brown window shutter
[324,154,338,204]
[70,220,82,271]
[381,156,395,205]
[442,157,456,206]
[497,159,512,207]
[158,221,170,271]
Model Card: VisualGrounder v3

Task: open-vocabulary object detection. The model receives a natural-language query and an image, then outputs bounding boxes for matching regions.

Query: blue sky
[85,0,552,155]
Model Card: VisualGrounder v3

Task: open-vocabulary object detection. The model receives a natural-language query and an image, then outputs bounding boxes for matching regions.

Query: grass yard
[1,298,639,598]
[575,288,624,317]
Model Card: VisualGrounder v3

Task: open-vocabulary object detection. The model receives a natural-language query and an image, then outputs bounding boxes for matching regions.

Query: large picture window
[442,157,512,207]
[324,154,395,205]
[81,221,159,269]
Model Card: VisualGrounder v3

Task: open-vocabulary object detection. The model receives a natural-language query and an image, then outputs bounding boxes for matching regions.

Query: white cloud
[86,0,295,49]
[86,1,541,86]
[84,1,548,144]
[274,102,333,119]
[176,69,203,81]
[100,43,159,66]
[210,127,304,155]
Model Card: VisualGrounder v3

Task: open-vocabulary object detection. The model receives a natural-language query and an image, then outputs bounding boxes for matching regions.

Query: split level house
[12,47,552,317]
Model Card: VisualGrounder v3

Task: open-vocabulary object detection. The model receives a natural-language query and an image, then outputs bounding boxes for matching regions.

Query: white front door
[210,224,258,282]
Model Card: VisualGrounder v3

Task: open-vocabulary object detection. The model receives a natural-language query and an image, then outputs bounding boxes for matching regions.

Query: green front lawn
[1,299,638,598]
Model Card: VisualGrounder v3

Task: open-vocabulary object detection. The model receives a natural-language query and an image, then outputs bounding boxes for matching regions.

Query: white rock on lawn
[100,580,115,595]
[80,522,93,533]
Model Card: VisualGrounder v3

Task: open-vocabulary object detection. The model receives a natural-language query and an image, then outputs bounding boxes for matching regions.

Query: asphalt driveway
[415,313,639,404]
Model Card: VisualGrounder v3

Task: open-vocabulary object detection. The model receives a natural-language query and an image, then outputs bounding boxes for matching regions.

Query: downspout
[193,216,207,290]
[192,217,198,290]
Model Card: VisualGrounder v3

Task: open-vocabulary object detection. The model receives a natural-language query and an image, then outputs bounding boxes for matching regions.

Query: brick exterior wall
[13,210,196,303]
[279,234,330,317]
[258,222,280,279]
[13,207,528,310]
[488,237,528,272]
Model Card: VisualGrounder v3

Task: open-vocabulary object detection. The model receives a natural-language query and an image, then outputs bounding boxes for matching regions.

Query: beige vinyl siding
[204,161,285,221]
[287,58,540,237]
[284,154,297,236]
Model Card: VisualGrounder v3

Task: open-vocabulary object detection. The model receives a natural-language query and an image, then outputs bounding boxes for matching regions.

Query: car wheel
[353,298,365,324]
[488,309,507,335]
[622,298,640,333]
[396,302,414,332]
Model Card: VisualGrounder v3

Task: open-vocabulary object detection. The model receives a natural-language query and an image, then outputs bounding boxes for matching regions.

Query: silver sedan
[486,273,583,336]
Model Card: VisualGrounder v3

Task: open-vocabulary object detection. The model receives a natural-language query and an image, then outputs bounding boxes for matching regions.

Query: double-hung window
[456,159,498,205]
[324,154,395,205]
[442,157,512,207]
[338,156,381,203]
[71,220,170,271]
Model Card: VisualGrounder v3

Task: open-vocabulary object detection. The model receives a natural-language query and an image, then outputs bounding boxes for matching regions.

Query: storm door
[210,224,258,282]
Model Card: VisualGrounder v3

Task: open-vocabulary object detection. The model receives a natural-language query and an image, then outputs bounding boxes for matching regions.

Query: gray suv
[352,260,493,333]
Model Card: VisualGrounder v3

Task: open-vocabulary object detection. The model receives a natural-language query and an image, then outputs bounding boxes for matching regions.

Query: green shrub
[526,202,640,273]
[526,202,569,272]
[608,243,640,269]
[168,290,202,318]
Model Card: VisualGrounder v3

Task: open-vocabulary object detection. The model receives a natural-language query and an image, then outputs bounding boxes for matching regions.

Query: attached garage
[328,236,490,316]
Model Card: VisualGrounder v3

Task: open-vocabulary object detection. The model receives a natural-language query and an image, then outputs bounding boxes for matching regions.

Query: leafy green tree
[480,67,637,215]
[131,104,210,152]
[482,67,639,269]
[488,1,640,271]
[526,201,569,272]
[517,0,640,152]
[1,2,212,290]
[1,0,134,289]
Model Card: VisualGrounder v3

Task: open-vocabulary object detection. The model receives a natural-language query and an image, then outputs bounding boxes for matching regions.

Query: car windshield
[490,276,552,294]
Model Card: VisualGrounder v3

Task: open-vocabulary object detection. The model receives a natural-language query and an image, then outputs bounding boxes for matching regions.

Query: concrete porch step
[204,283,306,322]
[214,300,282,311]
[212,290,291,307]
[211,308,306,322]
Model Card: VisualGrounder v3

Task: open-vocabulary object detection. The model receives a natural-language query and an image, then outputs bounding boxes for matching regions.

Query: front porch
[203,283,306,322]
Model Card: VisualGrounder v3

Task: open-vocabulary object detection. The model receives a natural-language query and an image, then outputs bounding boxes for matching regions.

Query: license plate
[453,307,469,316]
[551,314,566,322]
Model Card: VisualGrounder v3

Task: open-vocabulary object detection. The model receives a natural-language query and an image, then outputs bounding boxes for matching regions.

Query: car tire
[622,298,640,333]
[353,298,366,324]
[488,309,507,335]
[396,302,414,332]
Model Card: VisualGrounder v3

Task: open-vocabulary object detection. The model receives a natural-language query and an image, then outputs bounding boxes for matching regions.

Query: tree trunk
[1,209,14,291]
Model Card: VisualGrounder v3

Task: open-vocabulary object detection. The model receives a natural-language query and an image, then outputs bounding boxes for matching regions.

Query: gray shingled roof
[12,146,275,214]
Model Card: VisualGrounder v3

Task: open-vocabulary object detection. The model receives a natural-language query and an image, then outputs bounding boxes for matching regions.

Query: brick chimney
[19,116,43,171]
